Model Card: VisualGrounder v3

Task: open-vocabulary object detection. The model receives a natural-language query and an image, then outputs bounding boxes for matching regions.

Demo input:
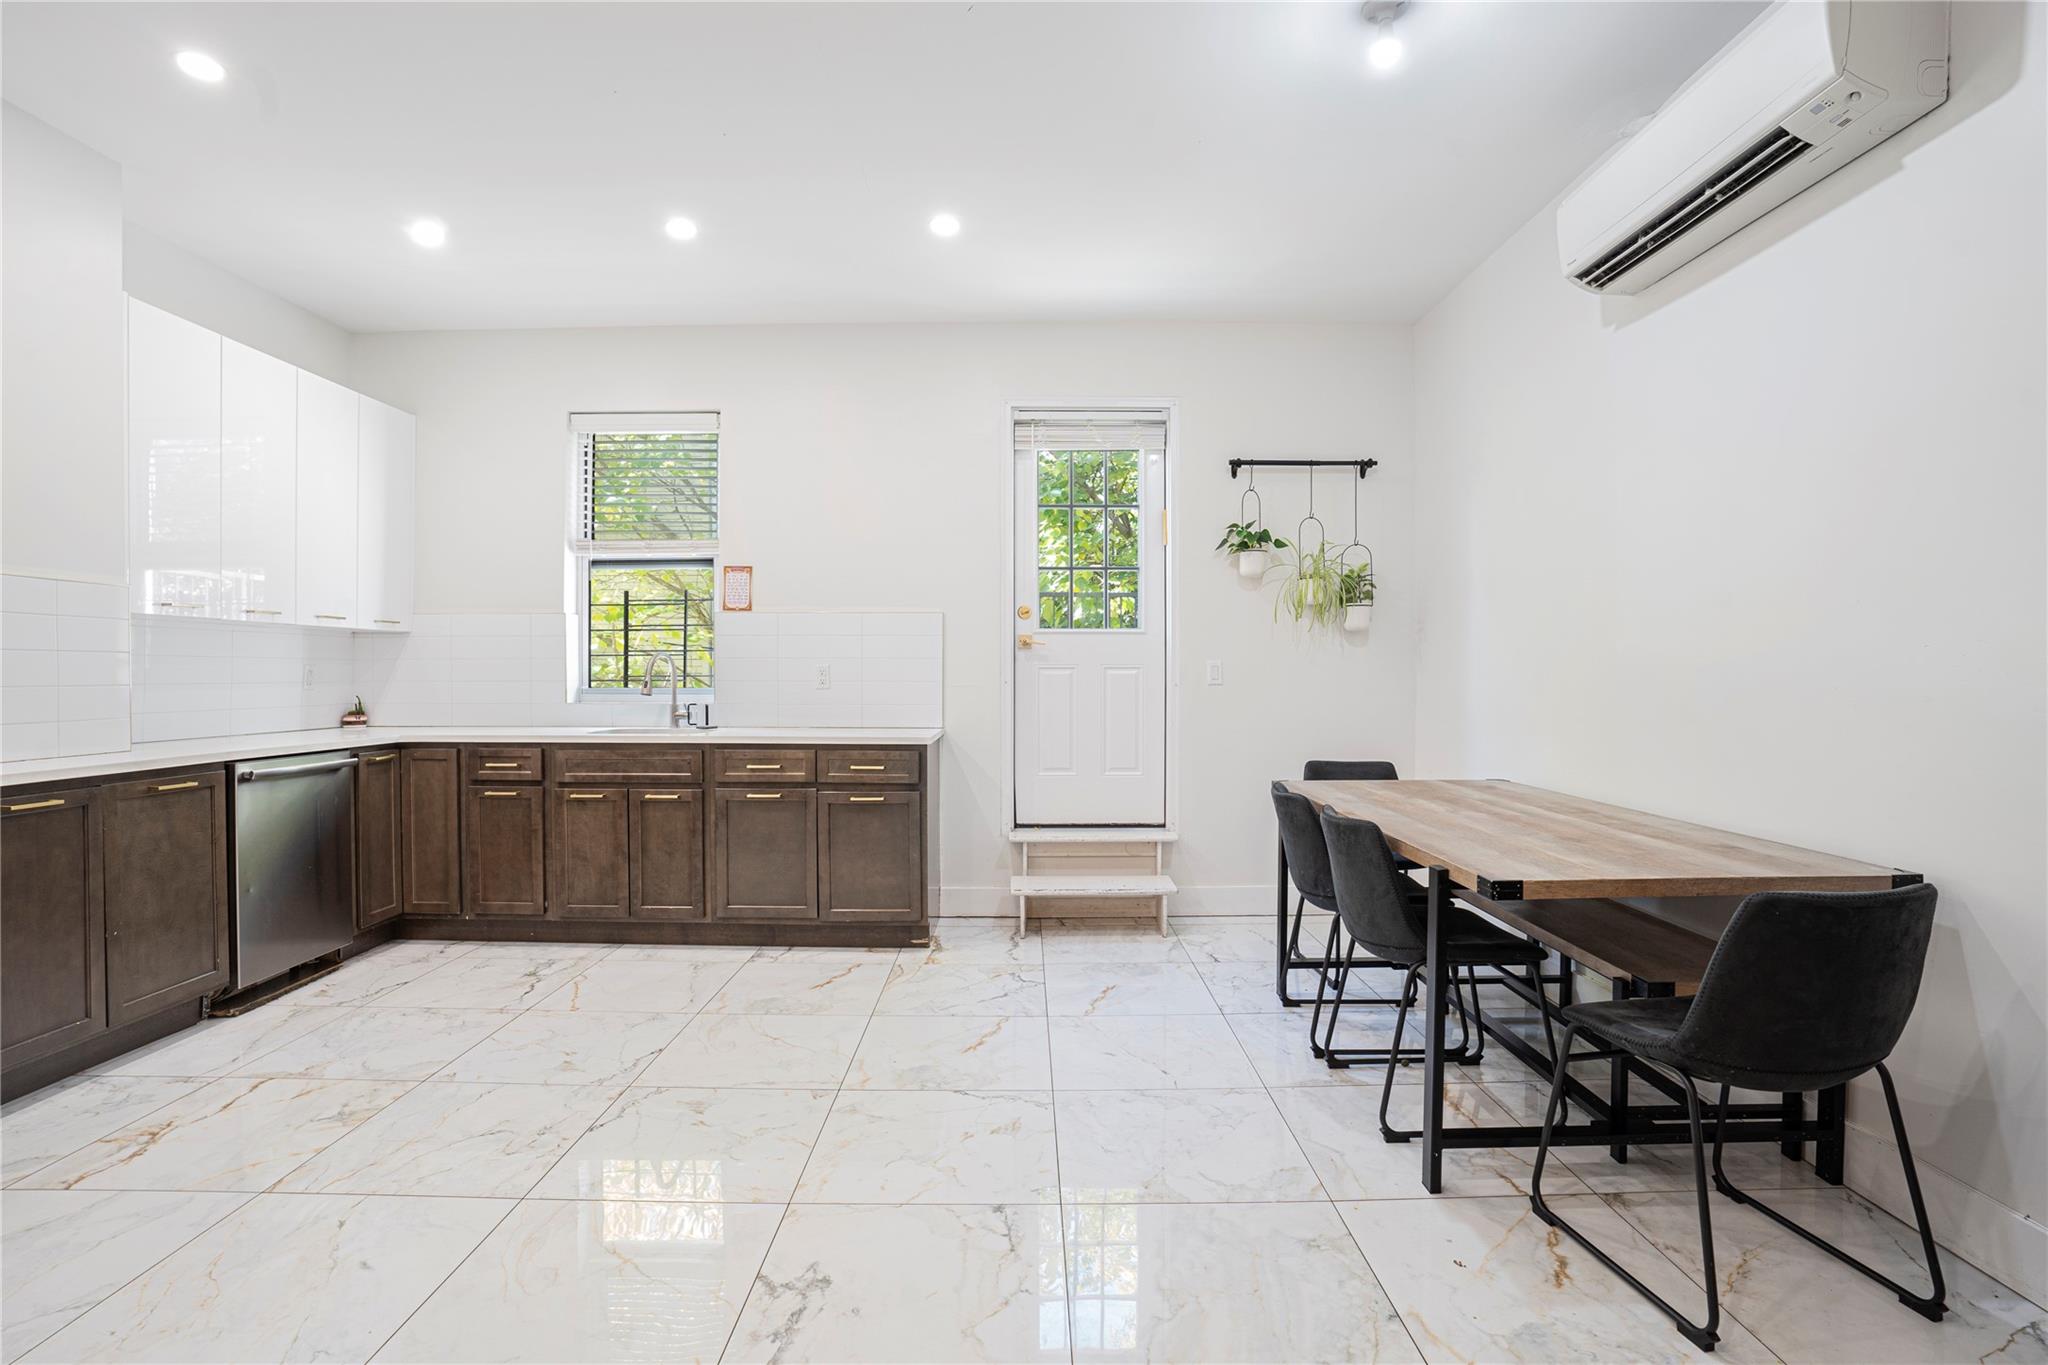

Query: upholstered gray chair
[1529,884,1946,1351]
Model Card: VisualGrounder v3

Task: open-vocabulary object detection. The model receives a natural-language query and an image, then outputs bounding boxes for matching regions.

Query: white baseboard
[1844,1116,2047,1310]
[936,884,1271,919]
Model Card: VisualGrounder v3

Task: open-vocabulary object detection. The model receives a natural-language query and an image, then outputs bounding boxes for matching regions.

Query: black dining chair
[1529,884,1946,1352]
[1272,784,1473,1061]
[1319,808,1555,1109]
[1287,760,1401,963]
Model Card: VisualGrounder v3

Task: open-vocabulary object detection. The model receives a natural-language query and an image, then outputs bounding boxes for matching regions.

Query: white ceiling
[2,2,1759,333]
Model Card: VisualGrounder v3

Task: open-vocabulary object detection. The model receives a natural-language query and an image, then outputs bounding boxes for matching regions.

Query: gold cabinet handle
[315,613,347,621]
[849,795,885,803]
[744,791,781,800]
[154,781,200,793]
[848,764,886,771]
[641,793,682,801]
[482,790,521,798]
[7,798,65,812]
[566,792,606,800]
[367,753,396,764]
[482,762,521,769]
[743,763,783,771]
[374,618,402,626]
[243,608,283,616]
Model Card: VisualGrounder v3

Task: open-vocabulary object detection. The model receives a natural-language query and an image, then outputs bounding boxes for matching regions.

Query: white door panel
[357,396,415,631]
[128,300,222,617]
[1013,436,1166,826]
[294,371,358,626]
[220,339,297,623]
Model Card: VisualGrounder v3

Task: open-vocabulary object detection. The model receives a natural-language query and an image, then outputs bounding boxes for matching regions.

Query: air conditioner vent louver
[1573,127,1813,291]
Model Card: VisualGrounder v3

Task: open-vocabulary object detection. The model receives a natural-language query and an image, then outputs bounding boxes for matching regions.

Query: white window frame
[566,413,720,702]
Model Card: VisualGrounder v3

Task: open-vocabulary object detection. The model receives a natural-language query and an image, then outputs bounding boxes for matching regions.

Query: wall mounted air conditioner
[1558,1,1949,294]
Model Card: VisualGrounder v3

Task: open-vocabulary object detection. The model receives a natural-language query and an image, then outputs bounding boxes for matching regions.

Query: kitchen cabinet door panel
[128,299,223,618]
[401,749,461,917]
[710,788,816,921]
[102,771,230,1026]
[356,751,403,929]
[220,339,297,623]
[294,371,358,626]
[630,788,705,919]
[357,396,414,631]
[547,787,627,919]
[819,791,922,923]
[1,788,107,1069]
[465,786,545,917]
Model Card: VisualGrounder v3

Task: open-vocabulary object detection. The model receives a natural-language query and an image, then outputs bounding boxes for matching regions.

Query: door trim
[999,398,1179,834]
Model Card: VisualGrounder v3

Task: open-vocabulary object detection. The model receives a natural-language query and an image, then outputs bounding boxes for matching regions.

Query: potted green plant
[1274,540,1347,631]
[1216,522,1289,579]
[340,694,368,728]
[1339,562,1376,634]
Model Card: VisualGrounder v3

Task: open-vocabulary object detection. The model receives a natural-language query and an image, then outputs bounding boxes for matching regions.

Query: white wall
[1412,2,2046,1301]
[123,225,353,386]
[348,322,1417,915]
[1,103,126,585]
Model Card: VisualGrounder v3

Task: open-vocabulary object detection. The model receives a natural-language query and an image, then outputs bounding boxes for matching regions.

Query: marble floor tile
[1191,957,1407,1014]
[435,1010,686,1087]
[443,940,613,961]
[17,1075,410,1194]
[1338,1193,1777,1362]
[1608,1187,2048,1363]
[914,922,1043,966]
[1039,922,1190,965]
[845,1015,1054,1091]
[272,1081,623,1198]
[1048,1016,1260,1090]
[0,1077,205,1185]
[795,1089,1059,1204]
[84,1004,346,1078]
[239,1006,516,1081]
[1225,1009,1413,1088]
[636,1013,866,1089]
[723,1203,1070,1363]
[603,943,762,963]
[874,961,1047,1015]
[373,1199,783,1364]
[1063,1200,1420,1363]
[1169,915,1281,963]
[746,945,902,963]
[284,942,482,1006]
[370,952,599,1010]
[21,1192,511,1364]
[530,1086,834,1203]
[1043,962,1220,1016]
[1054,1089,1324,1203]
[1272,1081,1594,1200]
[1,1189,251,1362]
[526,958,746,1014]
[701,960,892,1015]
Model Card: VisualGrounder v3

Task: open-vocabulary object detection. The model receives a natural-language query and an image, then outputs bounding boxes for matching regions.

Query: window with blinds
[574,413,719,545]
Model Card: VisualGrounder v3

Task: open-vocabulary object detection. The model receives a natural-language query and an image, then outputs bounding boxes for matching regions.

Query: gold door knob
[1017,634,1036,649]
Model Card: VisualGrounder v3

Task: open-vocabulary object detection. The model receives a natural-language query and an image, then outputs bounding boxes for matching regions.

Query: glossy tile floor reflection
[3,919,2043,1363]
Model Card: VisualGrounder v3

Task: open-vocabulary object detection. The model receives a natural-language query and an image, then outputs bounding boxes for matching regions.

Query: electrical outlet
[814,663,832,690]
[302,664,315,691]
[1206,660,1223,686]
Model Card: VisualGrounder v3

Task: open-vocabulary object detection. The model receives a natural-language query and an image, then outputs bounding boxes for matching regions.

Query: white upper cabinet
[294,370,360,627]
[128,299,223,617]
[220,339,298,623]
[356,396,415,631]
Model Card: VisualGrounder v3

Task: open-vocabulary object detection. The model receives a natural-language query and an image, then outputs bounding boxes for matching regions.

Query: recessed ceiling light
[663,216,698,241]
[929,212,962,239]
[405,219,448,249]
[174,50,225,83]
[1362,0,1407,73]
[1367,33,1404,71]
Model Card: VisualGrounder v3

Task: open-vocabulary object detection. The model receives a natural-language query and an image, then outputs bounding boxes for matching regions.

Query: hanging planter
[1216,474,1287,579]
[1337,480,1376,637]
[1275,469,1346,631]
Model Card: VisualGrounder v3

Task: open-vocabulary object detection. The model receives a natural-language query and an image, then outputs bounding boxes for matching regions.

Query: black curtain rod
[1228,458,1378,479]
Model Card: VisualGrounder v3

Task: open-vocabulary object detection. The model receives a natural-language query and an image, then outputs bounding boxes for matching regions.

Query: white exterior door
[1012,414,1167,826]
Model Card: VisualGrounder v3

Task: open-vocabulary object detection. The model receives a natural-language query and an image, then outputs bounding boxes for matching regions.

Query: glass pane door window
[1035,449,1142,630]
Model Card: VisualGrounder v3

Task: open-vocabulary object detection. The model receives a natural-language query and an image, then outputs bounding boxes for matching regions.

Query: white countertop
[1,725,945,787]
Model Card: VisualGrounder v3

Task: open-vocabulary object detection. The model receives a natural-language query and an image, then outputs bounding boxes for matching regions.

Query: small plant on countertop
[341,694,368,726]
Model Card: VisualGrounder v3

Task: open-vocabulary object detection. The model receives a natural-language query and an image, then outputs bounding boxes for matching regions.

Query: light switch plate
[1205,660,1223,685]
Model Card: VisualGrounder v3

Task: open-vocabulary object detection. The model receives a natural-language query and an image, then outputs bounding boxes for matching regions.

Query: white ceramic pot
[1343,603,1373,634]
[1234,550,1269,579]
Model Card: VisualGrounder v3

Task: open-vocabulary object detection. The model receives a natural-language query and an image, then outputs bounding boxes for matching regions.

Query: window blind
[1013,408,1168,455]
[573,413,719,545]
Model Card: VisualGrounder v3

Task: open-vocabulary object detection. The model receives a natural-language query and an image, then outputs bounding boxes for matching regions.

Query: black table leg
[1608,975,1632,1164]
[1780,1092,1803,1161]
[1420,866,1449,1193]
[1274,838,1290,1003]
[1816,1084,1846,1184]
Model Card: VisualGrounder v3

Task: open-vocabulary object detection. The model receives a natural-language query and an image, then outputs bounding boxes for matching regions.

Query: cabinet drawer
[549,745,701,786]
[466,747,543,783]
[819,748,920,785]
[712,748,814,783]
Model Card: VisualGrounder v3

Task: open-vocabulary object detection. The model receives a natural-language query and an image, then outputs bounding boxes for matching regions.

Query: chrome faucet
[639,653,714,730]
[640,652,685,728]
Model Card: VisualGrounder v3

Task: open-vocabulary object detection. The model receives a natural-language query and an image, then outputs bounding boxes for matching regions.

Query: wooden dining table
[1278,778,1917,1193]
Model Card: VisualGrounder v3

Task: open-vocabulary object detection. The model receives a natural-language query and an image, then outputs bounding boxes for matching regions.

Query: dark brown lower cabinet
[356,751,403,929]
[101,771,230,1027]
[711,787,817,920]
[1,787,107,1070]
[465,784,546,916]
[548,787,627,919]
[819,791,924,923]
[402,749,462,917]
[629,788,705,919]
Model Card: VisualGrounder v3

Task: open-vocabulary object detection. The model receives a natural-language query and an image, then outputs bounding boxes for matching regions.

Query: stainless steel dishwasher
[231,751,357,991]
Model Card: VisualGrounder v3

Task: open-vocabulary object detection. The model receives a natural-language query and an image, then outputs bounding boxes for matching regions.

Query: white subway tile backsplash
[3,687,61,725]
[1,577,59,615]
[862,633,944,660]
[861,612,944,636]
[0,575,130,759]
[58,616,129,653]
[57,580,129,620]
[2,612,59,652]
[2,722,60,761]
[59,685,130,722]
[778,633,864,661]
[4,650,60,687]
